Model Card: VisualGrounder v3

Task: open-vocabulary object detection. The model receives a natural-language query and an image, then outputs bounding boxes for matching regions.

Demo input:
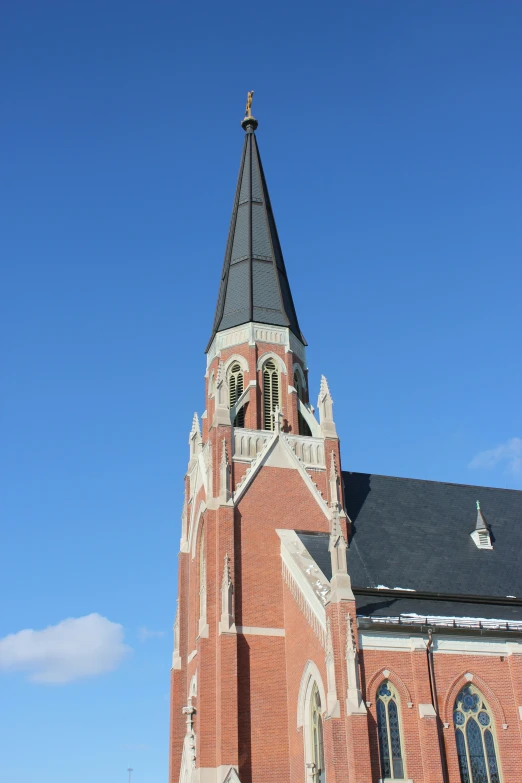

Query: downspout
[426,629,449,783]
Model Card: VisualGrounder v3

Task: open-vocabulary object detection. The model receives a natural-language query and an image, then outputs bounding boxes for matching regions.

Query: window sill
[379,779,413,783]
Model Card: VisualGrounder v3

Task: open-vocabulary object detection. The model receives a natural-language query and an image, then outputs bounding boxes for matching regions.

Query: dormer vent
[470,500,493,550]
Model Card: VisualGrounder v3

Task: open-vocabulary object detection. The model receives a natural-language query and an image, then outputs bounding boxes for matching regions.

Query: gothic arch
[366,667,413,707]
[297,660,327,729]
[443,672,506,727]
[293,362,307,391]
[190,501,206,558]
[257,351,287,375]
[223,354,249,374]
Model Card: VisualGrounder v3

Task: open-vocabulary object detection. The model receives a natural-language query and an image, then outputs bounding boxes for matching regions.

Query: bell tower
[169,99,352,783]
[205,98,312,438]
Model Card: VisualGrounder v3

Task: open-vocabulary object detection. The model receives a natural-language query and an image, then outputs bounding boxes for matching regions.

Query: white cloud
[0,613,131,684]
[469,437,522,479]
[138,626,165,641]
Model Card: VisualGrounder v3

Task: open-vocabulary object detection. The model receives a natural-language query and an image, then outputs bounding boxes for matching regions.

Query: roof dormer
[470,500,493,550]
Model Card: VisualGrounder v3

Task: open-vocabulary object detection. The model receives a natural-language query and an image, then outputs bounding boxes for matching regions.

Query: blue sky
[1,1,521,781]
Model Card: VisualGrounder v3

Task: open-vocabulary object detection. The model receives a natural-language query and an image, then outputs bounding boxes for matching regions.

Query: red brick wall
[235,465,329,629]
[282,579,330,783]
[238,635,290,783]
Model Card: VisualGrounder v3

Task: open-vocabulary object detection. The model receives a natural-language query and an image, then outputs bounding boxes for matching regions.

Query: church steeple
[206,99,305,352]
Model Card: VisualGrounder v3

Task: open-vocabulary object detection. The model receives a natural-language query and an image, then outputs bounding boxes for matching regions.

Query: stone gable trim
[234,432,330,516]
[197,767,241,783]
[278,529,328,646]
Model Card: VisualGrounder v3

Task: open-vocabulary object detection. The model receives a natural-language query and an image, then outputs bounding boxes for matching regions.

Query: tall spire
[206,96,305,351]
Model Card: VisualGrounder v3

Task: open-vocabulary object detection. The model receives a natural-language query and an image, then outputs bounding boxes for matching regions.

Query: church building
[169,101,522,783]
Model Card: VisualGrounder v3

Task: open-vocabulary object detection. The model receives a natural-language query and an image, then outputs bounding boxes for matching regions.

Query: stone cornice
[206,322,307,369]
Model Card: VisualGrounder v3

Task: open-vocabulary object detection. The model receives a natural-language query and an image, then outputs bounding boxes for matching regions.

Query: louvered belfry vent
[478,531,489,547]
[263,359,279,431]
[206,119,305,352]
[229,362,245,428]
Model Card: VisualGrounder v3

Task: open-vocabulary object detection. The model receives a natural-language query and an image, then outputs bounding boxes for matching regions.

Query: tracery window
[453,685,502,783]
[263,359,279,430]
[229,362,245,427]
[376,680,405,780]
[310,682,325,783]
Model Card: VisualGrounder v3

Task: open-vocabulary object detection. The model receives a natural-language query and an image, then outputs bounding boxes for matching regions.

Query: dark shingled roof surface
[354,597,522,622]
[206,123,304,351]
[297,472,522,620]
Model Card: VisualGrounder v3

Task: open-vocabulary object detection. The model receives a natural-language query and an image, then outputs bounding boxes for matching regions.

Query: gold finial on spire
[245,90,254,118]
[241,91,258,131]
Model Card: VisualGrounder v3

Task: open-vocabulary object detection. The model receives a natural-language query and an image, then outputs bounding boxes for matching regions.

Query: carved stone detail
[220,439,231,503]
[182,699,197,769]
[345,613,366,715]
[317,375,337,438]
[219,553,236,634]
[325,617,340,717]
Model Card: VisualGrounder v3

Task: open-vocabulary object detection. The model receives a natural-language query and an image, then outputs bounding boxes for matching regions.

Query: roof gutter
[353,586,522,607]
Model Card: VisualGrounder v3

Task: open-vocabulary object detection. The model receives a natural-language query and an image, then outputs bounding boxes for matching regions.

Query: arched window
[294,369,303,401]
[229,362,245,427]
[453,684,502,783]
[263,359,279,430]
[310,682,325,783]
[376,680,405,780]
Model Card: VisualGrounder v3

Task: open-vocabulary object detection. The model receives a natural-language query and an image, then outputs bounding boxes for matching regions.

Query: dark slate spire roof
[206,114,305,351]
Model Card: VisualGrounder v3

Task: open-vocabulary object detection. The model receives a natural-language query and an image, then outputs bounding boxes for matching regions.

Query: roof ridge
[342,470,522,493]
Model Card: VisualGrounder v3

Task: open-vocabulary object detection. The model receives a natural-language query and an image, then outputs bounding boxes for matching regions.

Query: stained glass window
[456,729,471,783]
[453,685,502,783]
[376,680,405,779]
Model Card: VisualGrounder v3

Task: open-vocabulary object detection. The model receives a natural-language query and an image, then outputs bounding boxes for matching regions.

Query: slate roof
[206,118,304,351]
[297,472,522,621]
